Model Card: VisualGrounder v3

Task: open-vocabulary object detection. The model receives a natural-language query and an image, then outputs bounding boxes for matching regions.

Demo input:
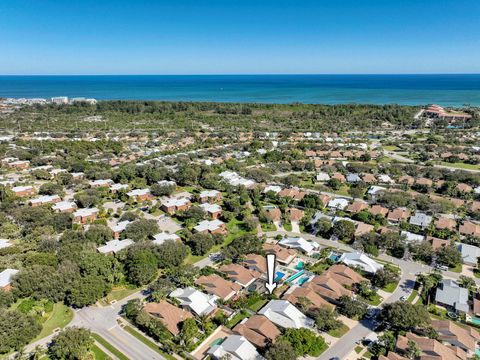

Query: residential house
[339,252,383,274]
[355,222,375,237]
[285,207,304,222]
[306,274,352,303]
[327,264,366,287]
[199,203,222,219]
[387,207,410,223]
[219,264,261,288]
[346,173,361,183]
[90,179,114,188]
[396,332,467,360]
[194,219,227,235]
[152,232,180,246]
[11,185,36,197]
[243,254,267,274]
[456,243,480,266]
[97,239,134,254]
[262,206,282,222]
[194,274,241,301]
[198,190,222,203]
[28,194,61,207]
[346,200,368,214]
[208,335,264,360]
[144,301,193,335]
[459,221,480,237]
[369,205,389,217]
[233,315,280,348]
[435,279,469,314]
[282,285,333,311]
[328,198,349,210]
[258,300,314,329]
[315,172,330,182]
[263,243,296,265]
[278,188,306,201]
[435,216,457,231]
[161,197,192,215]
[169,287,217,316]
[432,319,480,356]
[52,200,77,213]
[362,173,377,184]
[73,207,99,224]
[0,268,19,291]
[409,212,433,229]
[127,188,153,202]
[278,236,319,255]
[111,220,130,239]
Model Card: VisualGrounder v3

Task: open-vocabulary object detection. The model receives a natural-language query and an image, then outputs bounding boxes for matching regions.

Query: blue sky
[0,0,479,75]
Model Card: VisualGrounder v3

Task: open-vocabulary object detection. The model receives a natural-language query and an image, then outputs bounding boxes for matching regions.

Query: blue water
[0,74,480,105]
[285,270,305,283]
[274,271,285,282]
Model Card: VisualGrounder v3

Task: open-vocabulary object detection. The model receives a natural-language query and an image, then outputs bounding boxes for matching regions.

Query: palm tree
[418,272,442,305]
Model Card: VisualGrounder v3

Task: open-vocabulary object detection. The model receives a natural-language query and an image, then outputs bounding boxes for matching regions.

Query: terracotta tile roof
[144,300,193,335]
[427,236,450,250]
[432,319,480,352]
[262,243,296,264]
[219,264,261,287]
[243,254,267,274]
[346,200,368,213]
[278,188,306,201]
[435,217,457,231]
[326,264,366,286]
[307,274,352,302]
[362,173,377,184]
[379,353,408,360]
[471,201,480,212]
[319,194,331,206]
[285,207,304,222]
[195,274,242,300]
[233,315,280,348]
[332,172,346,182]
[355,222,375,237]
[282,286,334,311]
[387,207,410,222]
[399,175,414,185]
[263,207,282,222]
[416,177,433,186]
[459,221,480,237]
[456,183,473,193]
[370,205,389,217]
[396,332,467,360]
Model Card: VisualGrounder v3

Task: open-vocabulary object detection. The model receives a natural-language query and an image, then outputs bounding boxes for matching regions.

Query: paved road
[265,231,477,359]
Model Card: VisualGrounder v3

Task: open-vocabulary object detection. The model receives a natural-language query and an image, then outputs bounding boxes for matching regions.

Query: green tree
[336,296,368,319]
[435,244,462,268]
[265,341,297,360]
[125,219,159,241]
[49,327,93,360]
[67,275,110,307]
[0,309,41,353]
[180,318,199,347]
[380,301,430,332]
[313,306,342,332]
[405,339,421,359]
[332,220,356,242]
[279,328,326,357]
[125,249,158,285]
[372,267,400,289]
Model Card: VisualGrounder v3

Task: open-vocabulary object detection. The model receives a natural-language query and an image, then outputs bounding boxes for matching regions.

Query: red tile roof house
[11,185,36,197]
[198,189,222,203]
[459,221,480,237]
[369,205,389,217]
[362,173,377,184]
[7,160,30,170]
[278,188,306,201]
[306,274,352,304]
[282,286,334,311]
[398,175,414,186]
[262,243,296,265]
[219,264,261,288]
[243,254,267,274]
[435,216,457,231]
[431,319,480,357]
[346,200,369,214]
[319,194,331,207]
[127,188,154,202]
[416,177,434,187]
[331,172,346,182]
[233,315,281,348]
[456,183,473,193]
[387,207,410,223]
[194,274,242,301]
[262,206,282,222]
[73,207,99,225]
[427,236,450,250]
[355,222,375,237]
[396,332,467,360]
[285,207,304,222]
[327,264,366,287]
[144,300,193,336]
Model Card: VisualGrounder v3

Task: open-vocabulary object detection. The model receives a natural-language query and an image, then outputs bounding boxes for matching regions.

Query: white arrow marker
[265,253,277,294]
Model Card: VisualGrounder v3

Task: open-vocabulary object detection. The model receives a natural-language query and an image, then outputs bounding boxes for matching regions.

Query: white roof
[208,335,263,360]
[194,219,225,232]
[110,183,129,191]
[50,168,67,175]
[157,180,176,187]
[316,172,330,181]
[0,268,19,288]
[401,231,425,243]
[73,207,99,217]
[199,203,222,214]
[263,185,282,194]
[97,239,134,254]
[278,237,319,254]
[219,171,255,188]
[111,220,130,233]
[367,185,387,195]
[199,189,220,197]
[339,252,383,274]
[127,188,150,197]
[29,194,60,205]
[378,174,395,184]
[169,287,217,316]
[409,212,433,228]
[89,179,114,187]
[162,197,190,208]
[152,232,180,245]
[0,239,12,249]
[12,185,34,192]
[259,300,314,329]
[328,198,349,209]
[52,201,76,212]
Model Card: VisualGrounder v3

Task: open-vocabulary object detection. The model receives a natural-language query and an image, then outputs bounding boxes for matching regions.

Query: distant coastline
[0,74,479,106]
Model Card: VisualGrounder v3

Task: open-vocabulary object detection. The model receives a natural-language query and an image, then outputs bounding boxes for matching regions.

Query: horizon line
[1,72,480,77]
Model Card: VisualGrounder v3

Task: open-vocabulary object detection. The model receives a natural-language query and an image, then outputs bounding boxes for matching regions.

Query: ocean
[0,74,479,106]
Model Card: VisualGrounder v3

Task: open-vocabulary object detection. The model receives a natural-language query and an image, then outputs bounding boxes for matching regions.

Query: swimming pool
[329,253,341,262]
[285,270,305,283]
[275,271,285,282]
[295,262,304,270]
[297,276,310,286]
[471,316,480,326]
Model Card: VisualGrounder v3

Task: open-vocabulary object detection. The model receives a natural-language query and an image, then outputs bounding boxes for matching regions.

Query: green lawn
[407,290,418,303]
[123,325,176,360]
[283,222,292,232]
[185,218,250,264]
[362,293,382,306]
[92,333,129,360]
[226,311,250,328]
[355,345,364,354]
[383,145,400,151]
[34,303,73,341]
[100,286,140,305]
[449,263,462,273]
[327,323,349,338]
[382,281,399,293]
[438,161,480,171]
[248,299,268,312]
[91,344,112,360]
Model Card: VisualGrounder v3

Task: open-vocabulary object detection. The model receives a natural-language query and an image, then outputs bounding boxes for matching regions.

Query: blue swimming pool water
[298,276,310,286]
[285,270,305,283]
[275,271,285,282]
